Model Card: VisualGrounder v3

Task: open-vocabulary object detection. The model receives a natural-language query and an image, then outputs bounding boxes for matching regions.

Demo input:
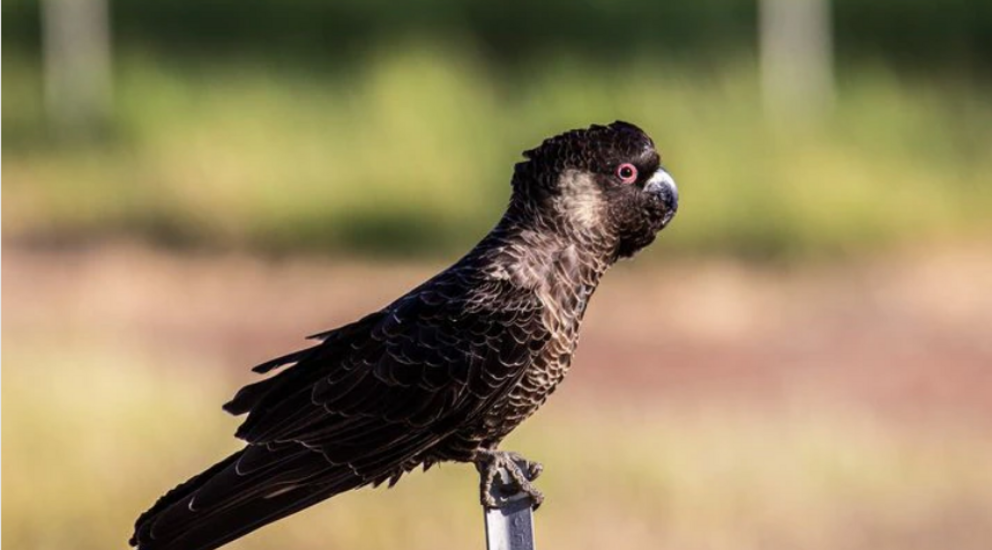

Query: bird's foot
[474,449,544,509]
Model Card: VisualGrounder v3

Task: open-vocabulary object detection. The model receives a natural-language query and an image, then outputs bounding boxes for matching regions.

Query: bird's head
[510,121,678,260]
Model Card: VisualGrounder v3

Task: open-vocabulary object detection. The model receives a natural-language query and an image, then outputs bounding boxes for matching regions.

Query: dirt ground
[6,243,992,550]
[6,243,991,425]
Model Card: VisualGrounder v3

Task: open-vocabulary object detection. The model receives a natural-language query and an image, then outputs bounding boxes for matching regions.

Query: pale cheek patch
[555,170,604,229]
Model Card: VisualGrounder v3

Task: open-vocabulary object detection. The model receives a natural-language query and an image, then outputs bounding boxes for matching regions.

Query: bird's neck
[479,208,615,324]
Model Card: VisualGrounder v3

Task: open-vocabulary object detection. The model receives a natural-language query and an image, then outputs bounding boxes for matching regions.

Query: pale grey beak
[644,168,678,226]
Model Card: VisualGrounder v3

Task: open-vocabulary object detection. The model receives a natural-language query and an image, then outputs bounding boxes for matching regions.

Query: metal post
[482,463,537,550]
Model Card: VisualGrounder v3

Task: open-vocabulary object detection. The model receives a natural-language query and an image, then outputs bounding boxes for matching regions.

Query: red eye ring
[616,163,638,184]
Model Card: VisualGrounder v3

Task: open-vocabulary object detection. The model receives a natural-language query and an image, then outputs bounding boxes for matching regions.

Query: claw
[474,450,544,509]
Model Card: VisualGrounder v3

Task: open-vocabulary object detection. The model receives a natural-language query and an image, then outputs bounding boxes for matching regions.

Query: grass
[5,245,992,550]
[4,341,992,550]
[4,43,992,260]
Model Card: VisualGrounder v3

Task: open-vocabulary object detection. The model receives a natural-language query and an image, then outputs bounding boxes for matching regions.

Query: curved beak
[644,168,678,226]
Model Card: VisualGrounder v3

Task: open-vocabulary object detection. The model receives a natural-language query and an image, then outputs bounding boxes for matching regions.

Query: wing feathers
[134,273,548,550]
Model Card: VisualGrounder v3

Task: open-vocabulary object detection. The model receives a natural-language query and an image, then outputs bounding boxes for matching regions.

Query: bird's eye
[616,163,638,184]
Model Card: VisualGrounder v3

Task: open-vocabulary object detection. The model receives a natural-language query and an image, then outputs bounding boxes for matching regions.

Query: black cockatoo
[131,121,678,550]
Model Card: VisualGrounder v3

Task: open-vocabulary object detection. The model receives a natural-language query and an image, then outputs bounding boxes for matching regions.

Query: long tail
[130,446,365,550]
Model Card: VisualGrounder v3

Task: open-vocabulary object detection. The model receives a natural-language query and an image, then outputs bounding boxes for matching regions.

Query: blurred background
[3,1,992,549]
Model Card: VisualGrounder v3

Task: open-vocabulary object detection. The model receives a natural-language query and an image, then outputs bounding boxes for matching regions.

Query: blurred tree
[41,0,112,137]
[760,0,834,124]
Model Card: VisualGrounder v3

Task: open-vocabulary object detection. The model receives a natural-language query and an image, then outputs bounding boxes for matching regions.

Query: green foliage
[4,0,990,70]
[4,45,991,259]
